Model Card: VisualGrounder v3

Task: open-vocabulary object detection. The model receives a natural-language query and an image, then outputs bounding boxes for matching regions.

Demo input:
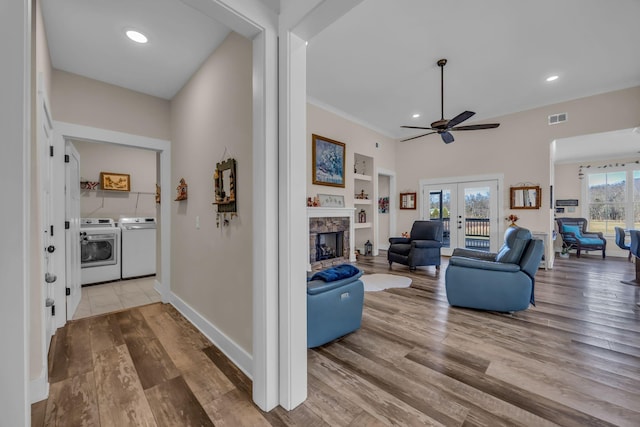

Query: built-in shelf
[354,199,372,205]
[354,222,372,229]
[354,173,372,181]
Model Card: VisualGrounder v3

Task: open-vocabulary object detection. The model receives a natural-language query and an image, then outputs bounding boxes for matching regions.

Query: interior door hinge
[65,287,71,296]
[49,146,54,157]
[65,221,70,229]
[64,154,70,163]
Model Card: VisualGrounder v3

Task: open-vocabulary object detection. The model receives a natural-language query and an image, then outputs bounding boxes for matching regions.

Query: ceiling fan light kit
[401,58,500,143]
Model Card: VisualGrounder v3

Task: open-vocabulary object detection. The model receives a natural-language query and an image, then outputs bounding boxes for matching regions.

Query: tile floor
[73,276,161,320]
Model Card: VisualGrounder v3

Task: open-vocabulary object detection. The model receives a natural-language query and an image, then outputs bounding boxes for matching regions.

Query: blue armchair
[445,226,544,312]
[307,265,364,348]
[388,220,443,271]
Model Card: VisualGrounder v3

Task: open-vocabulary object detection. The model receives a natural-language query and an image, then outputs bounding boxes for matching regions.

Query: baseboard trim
[170,292,253,379]
[30,373,49,403]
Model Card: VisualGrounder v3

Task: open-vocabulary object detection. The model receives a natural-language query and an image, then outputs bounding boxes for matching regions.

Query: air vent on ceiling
[548,112,568,125]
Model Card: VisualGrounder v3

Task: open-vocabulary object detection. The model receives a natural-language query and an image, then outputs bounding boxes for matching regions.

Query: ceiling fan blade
[447,110,475,128]
[400,131,437,142]
[440,131,455,144]
[451,123,500,131]
[401,125,435,130]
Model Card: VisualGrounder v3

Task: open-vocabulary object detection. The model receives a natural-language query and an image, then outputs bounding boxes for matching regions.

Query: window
[584,168,640,234]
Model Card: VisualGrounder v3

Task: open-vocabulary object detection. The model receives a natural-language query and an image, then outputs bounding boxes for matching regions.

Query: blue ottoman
[307,266,364,348]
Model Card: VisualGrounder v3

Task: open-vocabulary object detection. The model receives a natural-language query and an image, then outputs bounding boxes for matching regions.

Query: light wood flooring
[33,254,640,426]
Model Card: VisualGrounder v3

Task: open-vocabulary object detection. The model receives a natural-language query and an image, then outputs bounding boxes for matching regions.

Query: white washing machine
[80,218,121,285]
[119,217,157,279]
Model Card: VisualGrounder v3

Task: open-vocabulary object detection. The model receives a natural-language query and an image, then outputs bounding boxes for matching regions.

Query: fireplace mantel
[307,207,356,270]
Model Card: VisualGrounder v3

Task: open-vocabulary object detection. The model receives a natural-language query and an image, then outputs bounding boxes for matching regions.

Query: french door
[423,179,499,256]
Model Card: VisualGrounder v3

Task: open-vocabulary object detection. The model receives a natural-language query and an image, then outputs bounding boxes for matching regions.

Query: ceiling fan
[401,59,500,144]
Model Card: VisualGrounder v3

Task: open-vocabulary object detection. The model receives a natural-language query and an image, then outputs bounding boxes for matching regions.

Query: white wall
[395,86,640,239]
[170,32,254,353]
[73,140,157,220]
[51,70,171,140]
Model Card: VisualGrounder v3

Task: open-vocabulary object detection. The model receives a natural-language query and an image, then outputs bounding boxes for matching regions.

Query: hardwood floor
[33,254,640,426]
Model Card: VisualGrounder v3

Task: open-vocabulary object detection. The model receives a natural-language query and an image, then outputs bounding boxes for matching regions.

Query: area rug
[361,273,412,292]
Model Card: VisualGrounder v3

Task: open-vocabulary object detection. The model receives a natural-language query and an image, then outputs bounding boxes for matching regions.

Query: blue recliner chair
[445,226,544,312]
[388,220,444,271]
[307,265,364,348]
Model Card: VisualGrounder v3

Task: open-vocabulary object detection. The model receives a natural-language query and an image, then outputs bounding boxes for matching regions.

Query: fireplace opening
[316,231,344,261]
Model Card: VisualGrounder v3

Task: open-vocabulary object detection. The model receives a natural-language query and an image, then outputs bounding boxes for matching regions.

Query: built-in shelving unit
[354,153,374,252]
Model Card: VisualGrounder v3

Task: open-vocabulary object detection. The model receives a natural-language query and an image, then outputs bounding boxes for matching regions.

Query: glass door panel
[423,180,498,256]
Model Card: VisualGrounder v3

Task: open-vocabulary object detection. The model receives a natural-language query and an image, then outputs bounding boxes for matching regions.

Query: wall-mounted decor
[400,192,416,210]
[213,158,237,227]
[318,194,345,207]
[555,199,578,207]
[100,172,130,191]
[156,184,161,204]
[510,185,541,209]
[312,134,345,188]
[379,197,389,213]
[175,178,188,201]
[80,180,99,190]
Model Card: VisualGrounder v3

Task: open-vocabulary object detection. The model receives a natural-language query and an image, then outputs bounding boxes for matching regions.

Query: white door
[37,82,56,350]
[424,180,499,256]
[65,142,82,319]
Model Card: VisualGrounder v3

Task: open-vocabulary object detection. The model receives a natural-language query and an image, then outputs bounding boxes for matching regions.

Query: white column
[278,30,308,410]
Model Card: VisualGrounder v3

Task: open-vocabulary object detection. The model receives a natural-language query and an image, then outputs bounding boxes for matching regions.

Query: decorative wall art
[318,194,345,207]
[312,134,345,188]
[510,185,541,209]
[213,158,237,227]
[100,172,130,191]
[175,178,188,201]
[156,184,161,204]
[400,192,416,210]
[378,197,389,213]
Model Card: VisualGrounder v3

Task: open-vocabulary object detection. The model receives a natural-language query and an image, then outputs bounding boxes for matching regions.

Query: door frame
[64,142,82,320]
[375,168,396,253]
[420,173,504,253]
[52,122,172,321]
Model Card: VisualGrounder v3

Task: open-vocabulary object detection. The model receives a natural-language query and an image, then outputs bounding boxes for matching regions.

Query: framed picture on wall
[400,192,416,210]
[312,134,346,188]
[100,172,131,192]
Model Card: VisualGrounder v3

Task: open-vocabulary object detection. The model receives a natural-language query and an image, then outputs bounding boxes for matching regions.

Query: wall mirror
[400,192,416,210]
[214,158,237,214]
[510,185,541,209]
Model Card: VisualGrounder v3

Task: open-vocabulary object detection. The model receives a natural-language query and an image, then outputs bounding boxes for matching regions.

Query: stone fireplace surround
[307,207,356,271]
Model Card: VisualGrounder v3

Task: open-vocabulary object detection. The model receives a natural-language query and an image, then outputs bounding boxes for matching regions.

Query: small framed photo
[100,172,131,192]
[318,194,345,207]
[312,134,346,188]
[400,192,416,210]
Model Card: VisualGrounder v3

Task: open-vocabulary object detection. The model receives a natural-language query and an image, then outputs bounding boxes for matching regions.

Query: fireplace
[315,231,344,261]
[307,207,355,271]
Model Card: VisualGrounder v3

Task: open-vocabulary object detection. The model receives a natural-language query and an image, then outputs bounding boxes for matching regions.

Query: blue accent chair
[445,226,544,312]
[614,227,632,261]
[556,217,606,258]
[307,267,364,348]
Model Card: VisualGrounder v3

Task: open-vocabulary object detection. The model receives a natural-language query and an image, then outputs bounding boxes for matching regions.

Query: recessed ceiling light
[126,30,148,44]
[412,113,420,118]
[546,75,559,82]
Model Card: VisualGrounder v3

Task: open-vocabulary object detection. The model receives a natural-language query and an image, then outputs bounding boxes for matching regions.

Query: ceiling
[42,0,640,159]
